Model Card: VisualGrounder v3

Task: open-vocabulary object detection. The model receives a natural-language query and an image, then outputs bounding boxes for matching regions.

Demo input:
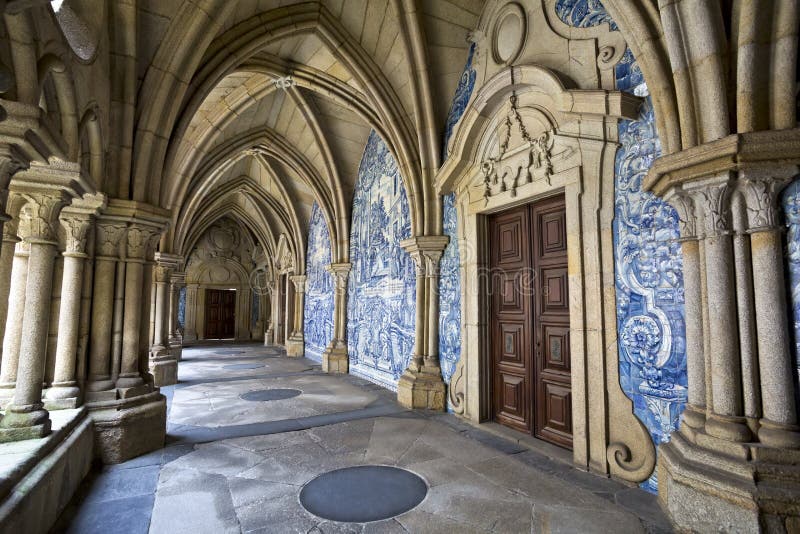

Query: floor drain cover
[239,388,301,402]
[300,466,427,523]
[223,363,265,370]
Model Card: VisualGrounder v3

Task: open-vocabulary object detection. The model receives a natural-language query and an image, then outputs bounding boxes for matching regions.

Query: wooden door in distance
[205,289,236,339]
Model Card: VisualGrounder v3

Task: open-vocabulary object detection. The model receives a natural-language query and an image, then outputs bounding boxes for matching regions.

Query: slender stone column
[665,191,706,432]
[0,191,67,441]
[45,210,95,403]
[322,263,351,373]
[397,236,449,410]
[149,253,180,386]
[742,175,800,449]
[285,275,306,357]
[184,284,198,342]
[168,271,185,361]
[117,223,159,388]
[0,194,25,364]
[87,222,126,391]
[110,259,126,381]
[691,177,751,442]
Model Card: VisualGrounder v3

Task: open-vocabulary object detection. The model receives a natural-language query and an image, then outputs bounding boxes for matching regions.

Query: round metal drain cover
[300,466,427,523]
[239,388,301,402]
[223,363,265,370]
[217,350,246,355]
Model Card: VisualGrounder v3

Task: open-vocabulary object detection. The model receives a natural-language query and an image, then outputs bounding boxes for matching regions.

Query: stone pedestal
[149,356,177,388]
[322,346,348,373]
[285,275,306,357]
[285,337,304,357]
[87,391,167,464]
[397,368,446,410]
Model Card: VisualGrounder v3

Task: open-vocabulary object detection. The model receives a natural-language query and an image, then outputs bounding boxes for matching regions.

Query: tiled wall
[782,182,800,374]
[556,0,688,492]
[178,286,186,329]
[304,202,335,363]
[347,131,417,389]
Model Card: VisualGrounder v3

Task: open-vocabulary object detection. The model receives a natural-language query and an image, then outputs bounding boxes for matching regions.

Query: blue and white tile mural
[178,286,186,330]
[782,180,800,374]
[556,0,688,493]
[442,43,477,160]
[303,202,335,363]
[347,131,416,389]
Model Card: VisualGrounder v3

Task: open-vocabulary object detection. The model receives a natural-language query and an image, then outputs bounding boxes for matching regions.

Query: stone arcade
[0,0,798,532]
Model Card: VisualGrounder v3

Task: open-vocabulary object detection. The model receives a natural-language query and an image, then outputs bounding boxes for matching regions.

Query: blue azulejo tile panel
[304,202,335,363]
[347,131,416,390]
[442,43,477,161]
[439,192,461,390]
[556,0,688,493]
[178,286,186,329]
[782,179,800,375]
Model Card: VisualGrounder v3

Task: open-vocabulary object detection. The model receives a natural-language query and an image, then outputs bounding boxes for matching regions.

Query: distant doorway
[488,194,573,449]
[205,289,236,339]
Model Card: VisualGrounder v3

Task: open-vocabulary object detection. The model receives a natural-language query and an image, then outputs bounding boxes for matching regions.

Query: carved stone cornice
[400,236,450,277]
[645,130,800,197]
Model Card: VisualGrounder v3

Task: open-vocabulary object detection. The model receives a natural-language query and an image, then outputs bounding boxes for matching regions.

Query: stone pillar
[322,263,351,373]
[285,274,306,357]
[45,207,98,405]
[0,202,27,401]
[741,175,800,449]
[649,144,800,531]
[168,271,185,361]
[183,284,198,342]
[0,190,67,441]
[87,222,126,392]
[149,253,180,386]
[116,223,160,389]
[397,236,449,410]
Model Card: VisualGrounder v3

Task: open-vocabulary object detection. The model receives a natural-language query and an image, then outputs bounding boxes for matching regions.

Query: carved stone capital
[401,236,450,277]
[154,263,172,283]
[126,223,161,261]
[95,221,127,258]
[326,262,351,293]
[290,274,307,293]
[59,213,93,254]
[15,190,68,244]
[686,176,734,237]
[663,188,700,240]
[739,174,791,233]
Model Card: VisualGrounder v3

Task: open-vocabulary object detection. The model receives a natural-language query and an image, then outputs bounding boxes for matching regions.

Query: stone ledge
[86,391,166,464]
[0,408,93,534]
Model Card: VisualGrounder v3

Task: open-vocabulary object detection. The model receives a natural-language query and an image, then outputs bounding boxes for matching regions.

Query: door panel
[489,207,532,433]
[205,289,236,339]
[489,195,573,449]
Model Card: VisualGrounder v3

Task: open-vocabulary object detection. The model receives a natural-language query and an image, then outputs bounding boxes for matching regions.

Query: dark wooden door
[205,289,236,339]
[489,195,572,448]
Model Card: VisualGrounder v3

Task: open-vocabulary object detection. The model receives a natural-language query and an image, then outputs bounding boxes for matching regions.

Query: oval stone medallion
[239,388,301,402]
[300,466,428,523]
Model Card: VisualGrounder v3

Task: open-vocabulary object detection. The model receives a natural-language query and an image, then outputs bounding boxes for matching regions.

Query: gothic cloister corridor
[54,342,670,533]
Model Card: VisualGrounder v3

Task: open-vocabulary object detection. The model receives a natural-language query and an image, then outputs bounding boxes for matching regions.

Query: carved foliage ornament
[17,192,65,243]
[96,222,127,257]
[60,214,93,254]
[742,176,789,232]
[480,94,554,203]
[698,181,733,236]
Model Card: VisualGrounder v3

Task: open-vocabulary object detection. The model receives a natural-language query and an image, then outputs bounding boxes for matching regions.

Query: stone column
[45,208,96,405]
[742,175,800,449]
[149,253,179,386]
[285,275,306,357]
[87,222,126,392]
[183,284,198,342]
[397,236,449,410]
[691,176,751,442]
[665,191,706,432]
[0,198,27,401]
[116,223,160,389]
[0,190,67,441]
[168,271,185,361]
[322,263,351,373]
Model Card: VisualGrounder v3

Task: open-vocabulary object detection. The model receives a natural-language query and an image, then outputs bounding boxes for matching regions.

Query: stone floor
[54,342,673,533]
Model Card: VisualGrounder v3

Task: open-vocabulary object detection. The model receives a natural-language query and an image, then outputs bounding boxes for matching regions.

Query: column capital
[739,173,793,233]
[13,189,69,244]
[126,222,162,261]
[684,174,735,237]
[170,271,186,287]
[290,274,307,293]
[663,187,701,240]
[326,262,351,287]
[155,252,183,270]
[401,235,450,276]
[94,220,127,258]
[59,193,105,255]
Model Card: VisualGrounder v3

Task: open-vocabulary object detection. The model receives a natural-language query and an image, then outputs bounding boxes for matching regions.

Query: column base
[168,337,183,361]
[85,391,166,464]
[0,405,51,442]
[286,336,304,357]
[43,383,81,410]
[705,413,753,442]
[659,427,800,533]
[86,377,116,392]
[264,328,274,346]
[115,374,144,388]
[758,419,800,449]
[0,385,14,409]
[397,367,446,411]
[149,356,178,387]
[322,346,348,373]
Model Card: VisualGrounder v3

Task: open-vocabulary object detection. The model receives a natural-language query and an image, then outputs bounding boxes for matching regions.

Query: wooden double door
[489,195,573,449]
[205,289,236,339]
